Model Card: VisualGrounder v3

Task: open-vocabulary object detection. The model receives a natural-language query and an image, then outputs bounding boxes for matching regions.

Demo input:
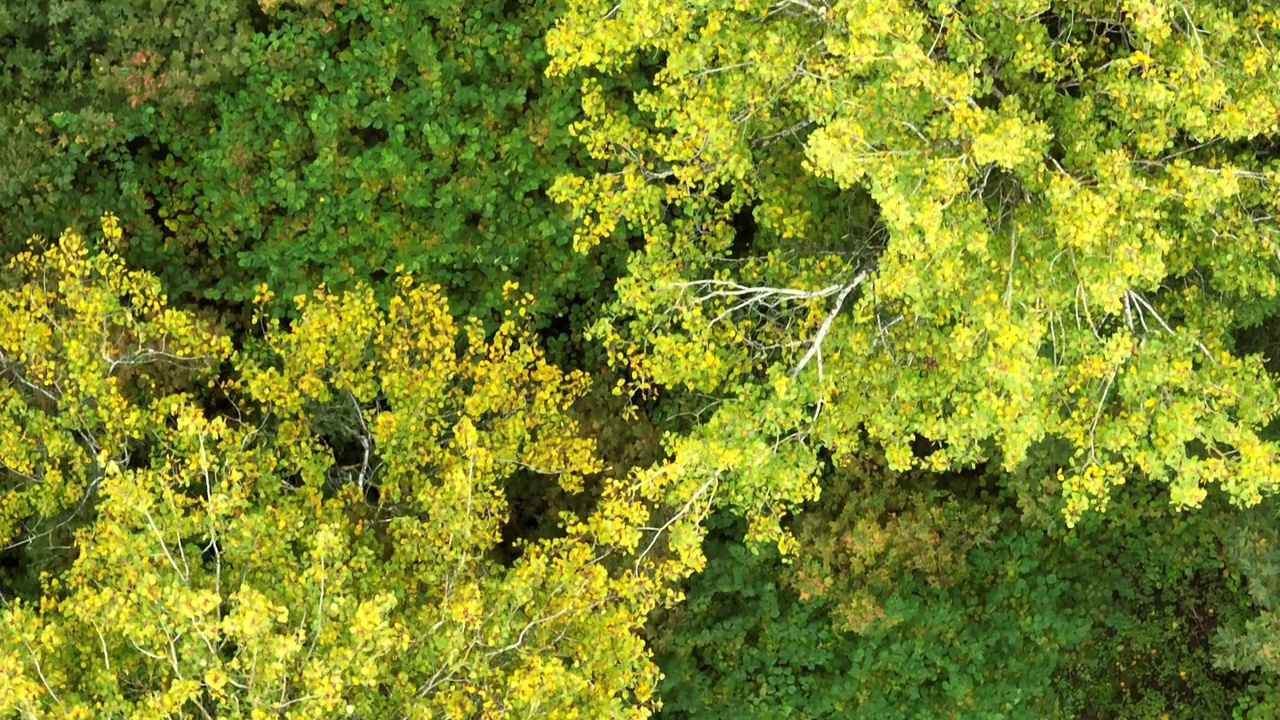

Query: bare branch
[791,270,869,380]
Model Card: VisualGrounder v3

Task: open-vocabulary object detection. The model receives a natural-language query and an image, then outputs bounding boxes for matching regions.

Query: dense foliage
[0,223,693,717]
[2,0,628,326]
[0,0,253,271]
[655,462,1274,719]
[5,0,1280,717]
[549,0,1280,541]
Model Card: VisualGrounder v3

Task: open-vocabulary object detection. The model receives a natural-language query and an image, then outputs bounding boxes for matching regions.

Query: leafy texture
[549,0,1280,542]
[654,463,1274,719]
[3,0,627,329]
[0,0,253,258]
[0,219,686,719]
[148,0,620,319]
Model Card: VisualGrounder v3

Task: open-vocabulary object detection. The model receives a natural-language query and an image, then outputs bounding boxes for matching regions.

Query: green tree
[3,0,628,331]
[138,0,626,323]
[1212,502,1280,717]
[654,461,1272,719]
[0,0,254,257]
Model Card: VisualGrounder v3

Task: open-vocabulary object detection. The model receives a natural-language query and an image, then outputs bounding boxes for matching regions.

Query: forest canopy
[5,0,1280,717]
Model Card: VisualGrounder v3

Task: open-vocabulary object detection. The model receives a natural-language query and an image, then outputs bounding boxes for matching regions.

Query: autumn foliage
[6,1,1280,717]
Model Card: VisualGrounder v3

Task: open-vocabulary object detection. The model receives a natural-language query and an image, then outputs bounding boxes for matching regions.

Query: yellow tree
[548,0,1280,541]
[0,216,688,718]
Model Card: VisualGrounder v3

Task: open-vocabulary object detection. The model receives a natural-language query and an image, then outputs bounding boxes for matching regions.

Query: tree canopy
[547,0,1280,542]
[6,1,1280,717]
[0,220,691,718]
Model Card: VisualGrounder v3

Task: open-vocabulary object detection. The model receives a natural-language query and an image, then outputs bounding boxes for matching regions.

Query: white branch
[1125,290,1212,359]
[484,604,580,659]
[791,271,869,380]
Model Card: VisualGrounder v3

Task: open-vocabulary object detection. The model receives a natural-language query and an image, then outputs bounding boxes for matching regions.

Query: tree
[0,0,254,261]
[653,458,1274,719]
[0,217,689,718]
[2,0,628,331]
[128,0,626,323]
[547,0,1280,542]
